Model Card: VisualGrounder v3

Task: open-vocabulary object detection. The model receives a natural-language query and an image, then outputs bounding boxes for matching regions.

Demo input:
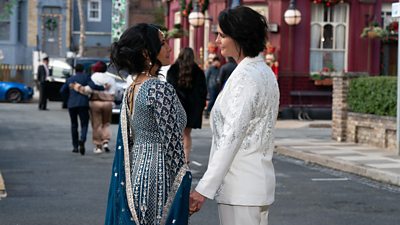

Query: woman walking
[166,47,207,163]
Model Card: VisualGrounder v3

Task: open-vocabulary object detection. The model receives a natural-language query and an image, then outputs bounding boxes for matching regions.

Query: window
[0,0,12,41]
[310,4,348,73]
[381,3,394,30]
[87,0,101,22]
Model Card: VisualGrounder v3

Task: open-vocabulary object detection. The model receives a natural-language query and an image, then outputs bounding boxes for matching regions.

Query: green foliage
[348,76,397,117]
[153,5,165,27]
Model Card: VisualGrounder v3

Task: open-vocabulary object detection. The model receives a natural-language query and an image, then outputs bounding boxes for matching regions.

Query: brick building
[164,0,398,119]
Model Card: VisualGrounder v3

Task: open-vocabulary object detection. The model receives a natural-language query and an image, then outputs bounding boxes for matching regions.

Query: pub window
[310,3,348,73]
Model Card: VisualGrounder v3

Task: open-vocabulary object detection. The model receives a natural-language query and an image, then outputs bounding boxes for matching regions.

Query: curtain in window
[310,4,347,72]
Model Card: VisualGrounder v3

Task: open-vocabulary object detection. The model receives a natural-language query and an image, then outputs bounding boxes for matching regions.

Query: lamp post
[284,0,301,26]
[284,0,301,116]
[188,0,205,65]
[188,1,205,27]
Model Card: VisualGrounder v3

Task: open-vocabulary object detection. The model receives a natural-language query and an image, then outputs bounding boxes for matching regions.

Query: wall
[347,113,396,150]
[331,72,396,152]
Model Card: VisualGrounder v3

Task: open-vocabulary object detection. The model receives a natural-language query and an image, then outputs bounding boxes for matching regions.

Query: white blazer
[195,54,280,206]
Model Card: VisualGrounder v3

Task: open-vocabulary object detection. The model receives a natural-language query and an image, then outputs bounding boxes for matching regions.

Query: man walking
[60,64,104,155]
[38,56,51,110]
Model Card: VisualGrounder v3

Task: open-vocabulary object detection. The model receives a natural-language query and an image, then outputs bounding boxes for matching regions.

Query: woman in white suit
[189,6,280,225]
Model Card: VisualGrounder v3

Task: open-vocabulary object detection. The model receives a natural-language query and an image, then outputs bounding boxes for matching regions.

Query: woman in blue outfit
[105,23,191,225]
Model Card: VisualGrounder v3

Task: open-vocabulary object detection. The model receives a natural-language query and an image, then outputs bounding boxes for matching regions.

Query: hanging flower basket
[180,0,209,17]
[361,22,388,39]
[166,24,188,39]
[311,0,347,7]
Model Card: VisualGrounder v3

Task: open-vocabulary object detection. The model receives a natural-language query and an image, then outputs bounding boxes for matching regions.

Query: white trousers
[218,204,269,225]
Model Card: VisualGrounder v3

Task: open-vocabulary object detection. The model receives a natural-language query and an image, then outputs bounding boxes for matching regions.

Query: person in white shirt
[189,6,280,225]
[89,61,116,153]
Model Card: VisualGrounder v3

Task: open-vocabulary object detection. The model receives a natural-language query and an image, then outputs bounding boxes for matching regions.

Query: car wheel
[6,89,23,103]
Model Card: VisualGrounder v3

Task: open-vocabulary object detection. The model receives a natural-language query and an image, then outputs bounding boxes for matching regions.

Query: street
[0,101,399,225]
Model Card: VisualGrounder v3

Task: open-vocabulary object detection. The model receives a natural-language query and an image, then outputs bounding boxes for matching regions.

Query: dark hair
[176,47,195,88]
[110,23,163,76]
[75,63,84,73]
[43,57,49,62]
[92,61,107,73]
[218,6,268,57]
[212,56,220,62]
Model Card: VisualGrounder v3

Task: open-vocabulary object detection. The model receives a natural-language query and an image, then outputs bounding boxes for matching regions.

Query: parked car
[0,81,33,103]
[46,59,73,101]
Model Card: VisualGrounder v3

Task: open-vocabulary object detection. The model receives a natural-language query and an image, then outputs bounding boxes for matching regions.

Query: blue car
[0,81,34,103]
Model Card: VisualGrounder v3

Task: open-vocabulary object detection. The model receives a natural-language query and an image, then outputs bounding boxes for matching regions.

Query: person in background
[217,57,237,90]
[80,61,116,154]
[189,6,280,225]
[167,47,207,164]
[204,56,221,119]
[60,64,105,155]
[104,23,191,225]
[38,56,51,110]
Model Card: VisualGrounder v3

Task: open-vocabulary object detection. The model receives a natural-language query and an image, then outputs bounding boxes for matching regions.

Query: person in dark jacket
[37,56,51,110]
[167,47,207,163]
[204,56,221,118]
[60,64,105,155]
[217,57,237,90]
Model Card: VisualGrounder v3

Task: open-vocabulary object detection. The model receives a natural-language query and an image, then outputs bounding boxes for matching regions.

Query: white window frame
[310,3,349,73]
[381,3,393,29]
[87,0,101,22]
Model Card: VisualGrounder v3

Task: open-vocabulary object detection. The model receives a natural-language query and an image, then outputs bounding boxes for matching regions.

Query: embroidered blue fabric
[104,79,191,225]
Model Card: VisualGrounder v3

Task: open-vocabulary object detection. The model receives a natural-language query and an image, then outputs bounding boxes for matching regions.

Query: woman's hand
[189,190,206,215]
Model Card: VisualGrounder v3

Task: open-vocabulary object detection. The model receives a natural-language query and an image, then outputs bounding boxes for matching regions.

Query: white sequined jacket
[195,54,280,206]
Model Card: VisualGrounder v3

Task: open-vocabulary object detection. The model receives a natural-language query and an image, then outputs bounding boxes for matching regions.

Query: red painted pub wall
[166,0,397,114]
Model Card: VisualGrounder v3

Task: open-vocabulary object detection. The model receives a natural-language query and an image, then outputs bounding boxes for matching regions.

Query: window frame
[0,0,12,42]
[87,0,101,22]
[309,4,349,73]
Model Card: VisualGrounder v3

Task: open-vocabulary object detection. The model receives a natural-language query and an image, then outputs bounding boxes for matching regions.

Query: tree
[77,0,86,57]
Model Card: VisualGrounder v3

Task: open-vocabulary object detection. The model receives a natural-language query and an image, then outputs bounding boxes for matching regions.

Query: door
[41,7,62,57]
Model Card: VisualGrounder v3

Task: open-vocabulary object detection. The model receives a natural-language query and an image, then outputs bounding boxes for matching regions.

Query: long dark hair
[109,23,163,77]
[177,47,195,88]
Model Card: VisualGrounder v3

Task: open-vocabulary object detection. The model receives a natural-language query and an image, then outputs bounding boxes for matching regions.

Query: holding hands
[189,190,206,215]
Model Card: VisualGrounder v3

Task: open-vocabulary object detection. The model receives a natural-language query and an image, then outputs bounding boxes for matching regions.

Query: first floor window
[310,3,348,73]
[0,0,12,41]
[88,0,101,22]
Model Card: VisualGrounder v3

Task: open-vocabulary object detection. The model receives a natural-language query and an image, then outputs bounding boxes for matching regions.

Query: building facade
[165,0,398,119]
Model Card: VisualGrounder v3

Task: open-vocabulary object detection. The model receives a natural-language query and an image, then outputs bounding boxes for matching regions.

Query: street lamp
[188,0,205,27]
[284,0,301,26]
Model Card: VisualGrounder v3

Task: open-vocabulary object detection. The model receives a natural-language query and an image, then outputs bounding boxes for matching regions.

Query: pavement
[274,120,400,187]
[1,114,400,199]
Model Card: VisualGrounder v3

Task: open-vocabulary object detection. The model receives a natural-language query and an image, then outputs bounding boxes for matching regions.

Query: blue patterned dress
[105,78,191,225]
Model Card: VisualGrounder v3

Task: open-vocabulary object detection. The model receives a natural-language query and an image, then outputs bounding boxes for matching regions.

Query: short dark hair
[110,23,163,76]
[43,57,49,62]
[75,63,84,73]
[218,6,268,57]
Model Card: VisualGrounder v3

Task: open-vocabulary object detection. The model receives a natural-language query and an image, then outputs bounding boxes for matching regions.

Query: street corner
[0,170,7,199]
